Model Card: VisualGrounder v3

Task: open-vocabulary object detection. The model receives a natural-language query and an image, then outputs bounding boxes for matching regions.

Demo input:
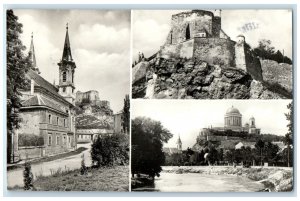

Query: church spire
[29,32,40,74]
[62,23,73,61]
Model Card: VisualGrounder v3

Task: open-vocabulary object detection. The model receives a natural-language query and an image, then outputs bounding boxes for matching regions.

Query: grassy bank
[9,165,129,191]
[162,166,293,192]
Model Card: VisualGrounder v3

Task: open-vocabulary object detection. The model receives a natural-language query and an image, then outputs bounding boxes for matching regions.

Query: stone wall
[167,10,214,45]
[76,90,100,104]
[193,38,235,67]
[18,110,41,135]
[17,146,45,160]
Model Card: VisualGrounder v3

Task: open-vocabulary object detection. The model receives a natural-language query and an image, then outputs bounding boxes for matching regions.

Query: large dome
[226,106,241,115]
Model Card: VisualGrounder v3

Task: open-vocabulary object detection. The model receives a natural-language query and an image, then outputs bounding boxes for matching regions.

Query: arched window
[62,71,67,82]
[186,24,191,40]
[48,114,52,124]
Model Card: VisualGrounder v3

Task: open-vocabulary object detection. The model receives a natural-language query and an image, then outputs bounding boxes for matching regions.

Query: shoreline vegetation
[9,165,129,191]
[131,166,293,192]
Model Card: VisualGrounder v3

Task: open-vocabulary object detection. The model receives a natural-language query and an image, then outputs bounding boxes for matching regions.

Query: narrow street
[7,143,92,188]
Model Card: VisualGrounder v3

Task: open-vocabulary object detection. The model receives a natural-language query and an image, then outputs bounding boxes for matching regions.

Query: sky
[132,9,292,61]
[132,100,292,149]
[14,9,131,113]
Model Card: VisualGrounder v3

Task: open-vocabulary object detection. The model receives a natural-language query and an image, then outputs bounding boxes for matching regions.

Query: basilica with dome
[200,106,261,136]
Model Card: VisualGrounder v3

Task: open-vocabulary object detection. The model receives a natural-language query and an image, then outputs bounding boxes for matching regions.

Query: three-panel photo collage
[6,8,294,193]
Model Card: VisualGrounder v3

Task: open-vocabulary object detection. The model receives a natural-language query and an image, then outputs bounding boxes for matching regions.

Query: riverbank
[8,165,129,191]
[162,166,293,192]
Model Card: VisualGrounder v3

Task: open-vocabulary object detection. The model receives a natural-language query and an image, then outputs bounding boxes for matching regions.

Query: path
[7,143,92,188]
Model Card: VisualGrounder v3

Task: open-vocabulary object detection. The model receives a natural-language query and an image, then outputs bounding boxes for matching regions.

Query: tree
[23,162,33,190]
[253,39,275,60]
[7,10,31,163]
[122,94,130,134]
[91,133,129,167]
[253,39,292,64]
[284,102,293,167]
[131,117,173,178]
[255,139,265,166]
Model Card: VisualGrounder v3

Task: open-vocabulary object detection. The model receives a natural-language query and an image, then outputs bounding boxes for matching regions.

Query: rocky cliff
[132,58,290,99]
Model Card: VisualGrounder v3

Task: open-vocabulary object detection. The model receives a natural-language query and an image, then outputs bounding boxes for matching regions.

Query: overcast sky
[132,9,292,61]
[14,9,130,113]
[132,100,292,149]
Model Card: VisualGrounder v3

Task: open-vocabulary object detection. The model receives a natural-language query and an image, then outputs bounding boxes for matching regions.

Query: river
[133,172,265,192]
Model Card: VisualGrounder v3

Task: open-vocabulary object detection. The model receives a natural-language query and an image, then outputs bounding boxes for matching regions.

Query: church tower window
[62,71,67,82]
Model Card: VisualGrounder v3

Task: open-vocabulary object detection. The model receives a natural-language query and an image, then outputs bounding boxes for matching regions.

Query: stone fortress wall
[158,9,262,81]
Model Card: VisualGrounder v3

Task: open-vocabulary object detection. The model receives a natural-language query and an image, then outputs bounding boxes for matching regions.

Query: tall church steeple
[29,33,40,74]
[176,134,182,152]
[62,23,73,61]
[58,23,76,104]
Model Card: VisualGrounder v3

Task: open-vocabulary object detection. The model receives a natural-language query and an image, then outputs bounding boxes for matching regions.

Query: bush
[91,133,129,167]
[80,154,87,175]
[23,162,33,190]
[19,133,44,147]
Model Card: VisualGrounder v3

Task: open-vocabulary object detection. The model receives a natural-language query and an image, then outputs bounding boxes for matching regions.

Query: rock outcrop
[132,58,289,99]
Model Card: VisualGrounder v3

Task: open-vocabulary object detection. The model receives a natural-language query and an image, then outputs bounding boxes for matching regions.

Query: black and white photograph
[6,9,130,191]
[131,100,293,192]
[132,10,293,99]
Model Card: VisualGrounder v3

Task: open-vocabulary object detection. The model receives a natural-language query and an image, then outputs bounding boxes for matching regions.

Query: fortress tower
[58,24,76,104]
[157,10,263,81]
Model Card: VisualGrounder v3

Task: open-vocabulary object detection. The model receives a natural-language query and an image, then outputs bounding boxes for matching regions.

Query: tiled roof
[21,94,66,114]
[27,69,58,95]
[76,114,113,129]
[26,69,73,107]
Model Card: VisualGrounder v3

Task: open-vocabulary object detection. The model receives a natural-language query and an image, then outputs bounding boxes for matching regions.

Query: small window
[63,87,66,92]
[57,117,59,125]
[63,135,67,145]
[64,119,66,127]
[62,71,67,82]
[56,135,60,145]
[48,134,52,146]
[48,114,52,124]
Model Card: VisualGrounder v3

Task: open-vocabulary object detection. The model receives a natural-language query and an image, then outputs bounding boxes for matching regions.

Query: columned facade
[224,106,242,131]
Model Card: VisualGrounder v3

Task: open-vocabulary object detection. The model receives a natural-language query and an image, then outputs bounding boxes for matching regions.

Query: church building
[199,106,261,139]
[12,25,77,161]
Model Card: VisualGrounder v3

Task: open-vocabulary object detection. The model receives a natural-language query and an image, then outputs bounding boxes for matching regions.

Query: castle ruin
[159,10,263,81]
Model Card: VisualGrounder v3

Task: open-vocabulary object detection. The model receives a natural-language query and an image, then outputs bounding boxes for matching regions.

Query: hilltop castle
[158,10,263,81]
